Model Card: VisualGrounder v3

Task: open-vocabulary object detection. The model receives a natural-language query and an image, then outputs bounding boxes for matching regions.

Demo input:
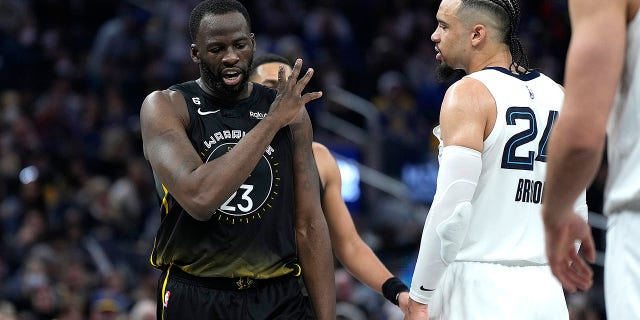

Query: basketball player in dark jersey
[139,1,335,319]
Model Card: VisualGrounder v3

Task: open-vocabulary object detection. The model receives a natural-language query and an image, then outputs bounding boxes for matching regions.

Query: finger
[287,58,303,88]
[571,258,593,281]
[567,242,594,286]
[565,262,593,291]
[276,65,286,92]
[550,262,577,293]
[293,68,315,94]
[579,230,597,263]
[301,91,323,105]
[568,258,592,282]
[563,248,593,289]
[549,243,580,292]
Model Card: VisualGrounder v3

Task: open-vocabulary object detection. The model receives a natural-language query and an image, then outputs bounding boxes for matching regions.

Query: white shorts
[428,261,568,320]
[605,211,640,319]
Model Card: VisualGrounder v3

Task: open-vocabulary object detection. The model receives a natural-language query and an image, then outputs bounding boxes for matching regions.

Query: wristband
[382,277,409,305]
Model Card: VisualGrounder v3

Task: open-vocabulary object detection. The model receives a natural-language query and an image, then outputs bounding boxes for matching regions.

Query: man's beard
[200,60,254,98]
[436,63,466,83]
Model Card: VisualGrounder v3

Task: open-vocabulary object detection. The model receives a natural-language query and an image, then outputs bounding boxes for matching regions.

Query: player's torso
[605,11,640,215]
[460,68,564,263]
[151,82,298,278]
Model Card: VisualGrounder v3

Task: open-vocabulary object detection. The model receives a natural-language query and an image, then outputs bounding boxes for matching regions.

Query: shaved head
[457,0,509,43]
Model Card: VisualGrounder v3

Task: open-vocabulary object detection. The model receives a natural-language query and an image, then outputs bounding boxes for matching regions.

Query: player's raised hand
[268,58,322,127]
[545,212,596,292]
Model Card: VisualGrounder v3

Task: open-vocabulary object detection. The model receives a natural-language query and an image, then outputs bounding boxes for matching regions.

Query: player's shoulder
[311,142,340,187]
[442,77,493,111]
[140,87,190,127]
[448,76,489,93]
[312,142,337,167]
[142,89,187,110]
[312,142,330,154]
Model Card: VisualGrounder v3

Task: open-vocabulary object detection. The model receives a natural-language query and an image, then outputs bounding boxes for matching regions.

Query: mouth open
[223,71,242,86]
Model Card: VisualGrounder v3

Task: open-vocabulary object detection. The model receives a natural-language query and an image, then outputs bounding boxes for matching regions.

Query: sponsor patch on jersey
[249,111,267,120]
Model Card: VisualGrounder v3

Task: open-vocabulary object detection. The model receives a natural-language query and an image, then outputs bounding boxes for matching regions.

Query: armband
[382,277,409,305]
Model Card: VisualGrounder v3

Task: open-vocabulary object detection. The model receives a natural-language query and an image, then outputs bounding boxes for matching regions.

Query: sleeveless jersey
[149,81,298,278]
[605,12,640,215]
[446,67,585,264]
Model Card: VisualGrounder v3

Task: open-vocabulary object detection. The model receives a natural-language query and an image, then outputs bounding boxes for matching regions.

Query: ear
[250,33,257,54]
[471,24,486,47]
[190,43,200,63]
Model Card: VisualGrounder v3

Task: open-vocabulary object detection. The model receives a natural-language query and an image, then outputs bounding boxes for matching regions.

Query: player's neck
[469,48,513,74]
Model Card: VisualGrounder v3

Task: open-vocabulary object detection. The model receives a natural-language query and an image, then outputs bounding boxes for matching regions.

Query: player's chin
[219,80,247,95]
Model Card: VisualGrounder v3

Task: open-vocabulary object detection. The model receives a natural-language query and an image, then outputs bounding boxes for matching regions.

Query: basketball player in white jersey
[542,0,640,318]
[404,0,588,319]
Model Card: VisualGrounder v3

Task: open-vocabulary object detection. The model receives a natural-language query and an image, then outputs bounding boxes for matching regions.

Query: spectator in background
[0,300,17,320]
[128,298,155,320]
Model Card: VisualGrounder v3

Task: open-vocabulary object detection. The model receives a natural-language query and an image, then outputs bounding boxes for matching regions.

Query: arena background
[0,0,607,319]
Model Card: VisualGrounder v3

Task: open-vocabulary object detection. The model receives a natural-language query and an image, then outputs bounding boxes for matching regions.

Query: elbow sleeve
[409,146,481,304]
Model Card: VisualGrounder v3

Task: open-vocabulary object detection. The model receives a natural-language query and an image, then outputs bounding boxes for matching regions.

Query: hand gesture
[268,58,322,127]
[545,212,596,292]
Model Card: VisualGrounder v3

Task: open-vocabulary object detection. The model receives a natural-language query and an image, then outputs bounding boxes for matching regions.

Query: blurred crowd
[0,0,604,319]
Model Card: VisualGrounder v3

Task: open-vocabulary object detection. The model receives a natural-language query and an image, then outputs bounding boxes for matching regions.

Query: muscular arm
[542,0,626,226]
[313,142,395,292]
[406,78,491,317]
[293,114,335,319]
[140,59,321,221]
[439,78,494,150]
[541,0,627,291]
[140,90,284,220]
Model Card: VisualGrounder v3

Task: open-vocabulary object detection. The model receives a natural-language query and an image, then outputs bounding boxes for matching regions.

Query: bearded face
[199,55,254,99]
[436,63,466,83]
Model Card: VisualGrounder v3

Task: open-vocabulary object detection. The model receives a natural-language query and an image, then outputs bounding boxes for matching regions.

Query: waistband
[167,266,295,291]
[455,260,548,267]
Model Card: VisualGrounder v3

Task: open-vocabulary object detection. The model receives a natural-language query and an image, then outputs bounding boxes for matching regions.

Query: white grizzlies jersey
[605,12,640,216]
[438,67,587,264]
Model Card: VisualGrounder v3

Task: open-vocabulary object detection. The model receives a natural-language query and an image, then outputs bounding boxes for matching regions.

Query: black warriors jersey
[149,81,298,278]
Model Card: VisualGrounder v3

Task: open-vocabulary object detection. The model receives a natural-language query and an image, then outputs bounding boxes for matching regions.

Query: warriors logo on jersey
[203,137,282,224]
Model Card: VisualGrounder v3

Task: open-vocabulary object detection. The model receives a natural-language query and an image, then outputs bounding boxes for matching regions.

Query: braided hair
[460,0,531,74]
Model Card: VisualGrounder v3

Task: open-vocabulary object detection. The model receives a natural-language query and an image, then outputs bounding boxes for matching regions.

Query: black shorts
[156,266,315,320]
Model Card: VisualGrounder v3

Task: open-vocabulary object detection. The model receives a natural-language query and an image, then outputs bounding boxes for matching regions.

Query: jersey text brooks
[514,178,544,204]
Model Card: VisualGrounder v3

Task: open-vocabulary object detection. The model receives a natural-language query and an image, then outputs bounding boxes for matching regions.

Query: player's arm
[543,0,626,227]
[312,143,408,306]
[292,113,335,319]
[140,90,287,221]
[406,78,489,318]
[140,59,320,221]
[541,0,626,292]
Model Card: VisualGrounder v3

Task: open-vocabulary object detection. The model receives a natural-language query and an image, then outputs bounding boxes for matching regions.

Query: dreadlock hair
[189,0,252,43]
[459,0,531,74]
